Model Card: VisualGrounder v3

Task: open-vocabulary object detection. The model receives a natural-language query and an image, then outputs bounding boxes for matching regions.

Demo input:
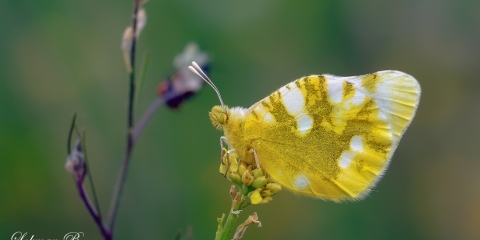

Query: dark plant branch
[68,2,209,239]
[133,96,164,143]
[77,179,110,239]
[82,130,103,226]
[107,0,142,234]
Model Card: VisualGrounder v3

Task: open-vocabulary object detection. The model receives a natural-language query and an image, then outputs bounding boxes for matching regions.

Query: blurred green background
[1,0,479,239]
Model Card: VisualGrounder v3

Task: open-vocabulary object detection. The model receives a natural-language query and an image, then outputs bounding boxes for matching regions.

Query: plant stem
[77,180,111,239]
[82,130,103,225]
[133,96,164,142]
[107,0,141,235]
[220,202,244,240]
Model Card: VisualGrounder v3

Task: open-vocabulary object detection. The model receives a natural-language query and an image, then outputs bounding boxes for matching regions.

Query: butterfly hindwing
[243,71,420,201]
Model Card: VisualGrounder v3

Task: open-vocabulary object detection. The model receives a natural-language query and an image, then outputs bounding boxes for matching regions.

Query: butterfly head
[189,61,230,129]
[209,105,229,129]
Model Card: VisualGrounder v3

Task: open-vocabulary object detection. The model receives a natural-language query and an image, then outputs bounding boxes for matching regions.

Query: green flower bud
[227,172,242,185]
[265,183,282,194]
[260,189,271,198]
[257,199,270,204]
[251,176,267,189]
[252,168,264,178]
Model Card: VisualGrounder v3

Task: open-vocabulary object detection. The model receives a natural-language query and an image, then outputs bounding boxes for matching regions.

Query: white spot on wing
[281,84,304,115]
[294,174,309,190]
[339,152,354,168]
[378,112,388,121]
[350,136,363,152]
[297,114,313,135]
[351,89,365,106]
[264,113,274,123]
[325,76,343,104]
[343,86,366,110]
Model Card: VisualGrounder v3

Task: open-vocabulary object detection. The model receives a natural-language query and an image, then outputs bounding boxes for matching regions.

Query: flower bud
[252,168,264,178]
[263,196,273,203]
[238,162,247,177]
[227,172,242,185]
[260,190,271,198]
[258,199,270,204]
[121,26,134,52]
[121,26,134,72]
[248,189,263,205]
[251,176,267,189]
[135,8,147,38]
[241,170,254,186]
[265,183,282,194]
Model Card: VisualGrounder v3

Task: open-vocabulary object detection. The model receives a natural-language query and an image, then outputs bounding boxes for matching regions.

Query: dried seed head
[65,140,86,182]
[233,212,262,239]
[136,8,147,38]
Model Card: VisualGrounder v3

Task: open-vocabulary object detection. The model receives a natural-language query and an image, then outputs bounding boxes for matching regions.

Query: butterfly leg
[220,136,229,163]
[222,149,238,178]
[249,148,261,169]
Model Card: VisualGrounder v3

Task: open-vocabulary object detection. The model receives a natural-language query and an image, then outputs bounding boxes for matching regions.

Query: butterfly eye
[209,105,227,129]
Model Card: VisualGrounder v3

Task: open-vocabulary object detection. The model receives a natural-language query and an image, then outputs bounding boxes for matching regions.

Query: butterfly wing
[243,71,420,201]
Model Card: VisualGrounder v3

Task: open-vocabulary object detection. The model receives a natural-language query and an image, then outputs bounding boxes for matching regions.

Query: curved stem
[133,96,164,143]
[77,180,111,239]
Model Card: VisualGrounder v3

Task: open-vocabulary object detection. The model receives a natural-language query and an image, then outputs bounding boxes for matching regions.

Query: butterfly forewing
[243,71,420,201]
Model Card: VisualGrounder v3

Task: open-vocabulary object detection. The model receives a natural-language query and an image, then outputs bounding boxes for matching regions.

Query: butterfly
[189,62,421,201]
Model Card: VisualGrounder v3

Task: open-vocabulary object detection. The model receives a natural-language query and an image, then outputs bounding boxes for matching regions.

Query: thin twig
[73,128,109,238]
[107,0,141,234]
[69,114,108,238]
[82,130,103,226]
[67,113,78,155]
[133,96,164,143]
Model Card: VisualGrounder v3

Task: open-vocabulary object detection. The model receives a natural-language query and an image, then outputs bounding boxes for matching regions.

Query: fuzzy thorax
[209,105,255,164]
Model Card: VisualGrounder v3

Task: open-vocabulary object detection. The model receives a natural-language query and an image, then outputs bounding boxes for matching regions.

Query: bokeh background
[1,0,479,239]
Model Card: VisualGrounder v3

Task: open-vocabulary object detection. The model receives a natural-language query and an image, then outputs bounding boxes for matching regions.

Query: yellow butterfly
[189,62,421,201]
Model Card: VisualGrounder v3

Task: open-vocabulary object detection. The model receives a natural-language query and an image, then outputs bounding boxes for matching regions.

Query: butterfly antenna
[188,61,225,106]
